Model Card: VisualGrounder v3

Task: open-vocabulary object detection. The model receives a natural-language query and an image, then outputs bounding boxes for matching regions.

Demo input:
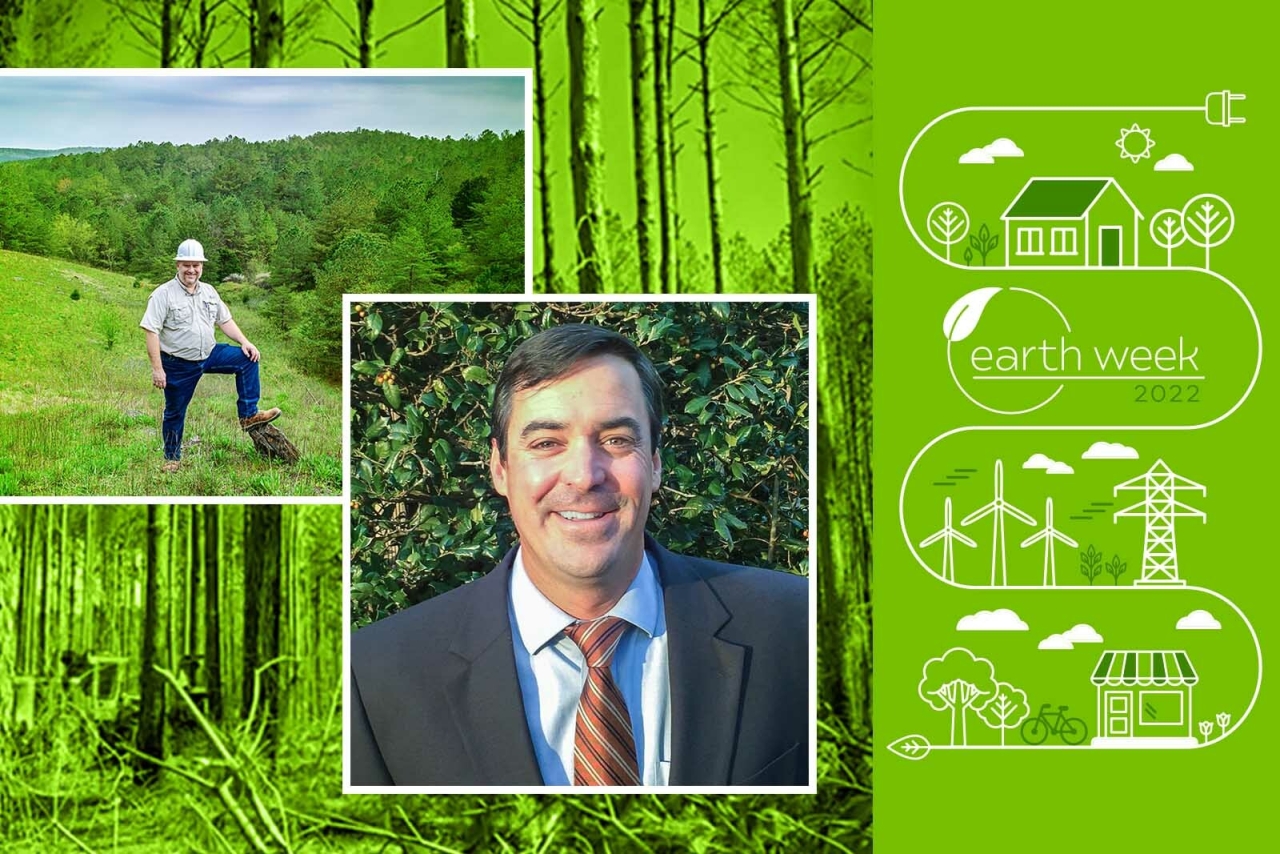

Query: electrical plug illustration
[1204,90,1246,127]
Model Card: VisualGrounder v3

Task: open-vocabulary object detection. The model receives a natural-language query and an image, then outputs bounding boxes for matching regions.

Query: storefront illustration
[1090,649,1199,747]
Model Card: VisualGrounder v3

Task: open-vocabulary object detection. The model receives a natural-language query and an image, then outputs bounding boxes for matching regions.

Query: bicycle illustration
[1021,703,1089,745]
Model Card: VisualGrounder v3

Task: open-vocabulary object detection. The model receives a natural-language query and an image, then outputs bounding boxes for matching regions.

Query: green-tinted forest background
[1,0,872,849]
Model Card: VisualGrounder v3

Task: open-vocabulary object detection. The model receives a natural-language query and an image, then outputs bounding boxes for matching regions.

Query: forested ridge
[0,128,525,377]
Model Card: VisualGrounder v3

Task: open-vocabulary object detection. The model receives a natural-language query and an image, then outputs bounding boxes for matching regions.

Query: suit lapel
[440,548,544,785]
[650,537,746,785]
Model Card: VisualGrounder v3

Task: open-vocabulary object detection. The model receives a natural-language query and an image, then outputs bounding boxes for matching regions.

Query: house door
[1106,692,1131,736]
[1099,226,1122,266]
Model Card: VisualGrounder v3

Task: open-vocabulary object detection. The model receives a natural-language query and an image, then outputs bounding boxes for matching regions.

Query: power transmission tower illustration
[1020,497,1078,586]
[1113,459,1206,586]
[920,497,977,582]
[961,460,1037,586]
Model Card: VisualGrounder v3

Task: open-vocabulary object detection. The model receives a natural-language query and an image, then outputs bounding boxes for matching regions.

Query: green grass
[0,249,341,496]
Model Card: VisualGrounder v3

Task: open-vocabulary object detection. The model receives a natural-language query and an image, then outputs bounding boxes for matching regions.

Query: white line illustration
[919,497,977,583]
[960,460,1037,586]
[1020,498,1079,586]
[1113,459,1206,586]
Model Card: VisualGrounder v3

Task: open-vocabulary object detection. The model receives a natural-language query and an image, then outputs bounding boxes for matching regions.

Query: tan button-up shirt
[139,277,231,362]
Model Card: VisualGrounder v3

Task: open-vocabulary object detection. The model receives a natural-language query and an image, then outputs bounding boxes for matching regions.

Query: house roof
[1090,650,1198,687]
[1002,177,1144,221]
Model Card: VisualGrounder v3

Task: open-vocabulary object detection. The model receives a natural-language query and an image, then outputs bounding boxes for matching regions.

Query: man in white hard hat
[139,239,281,473]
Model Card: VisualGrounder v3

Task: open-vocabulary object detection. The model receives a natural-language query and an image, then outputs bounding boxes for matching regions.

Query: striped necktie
[564,616,641,786]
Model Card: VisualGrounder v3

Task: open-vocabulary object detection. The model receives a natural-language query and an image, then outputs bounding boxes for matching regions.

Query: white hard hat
[175,239,208,263]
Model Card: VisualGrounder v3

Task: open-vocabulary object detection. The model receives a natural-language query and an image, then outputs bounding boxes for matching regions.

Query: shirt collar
[169,276,203,296]
[510,547,660,656]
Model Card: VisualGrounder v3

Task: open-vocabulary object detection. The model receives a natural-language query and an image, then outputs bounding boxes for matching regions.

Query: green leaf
[714,515,733,545]
[711,302,731,320]
[382,382,401,409]
[389,347,404,367]
[462,365,492,384]
[722,510,747,530]
[352,360,383,376]
[368,312,383,336]
[684,395,711,414]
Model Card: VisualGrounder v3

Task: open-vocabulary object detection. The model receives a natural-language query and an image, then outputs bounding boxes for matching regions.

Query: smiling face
[176,260,203,290]
[491,354,662,606]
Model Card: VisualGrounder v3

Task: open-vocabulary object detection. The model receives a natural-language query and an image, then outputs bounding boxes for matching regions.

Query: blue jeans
[161,344,261,460]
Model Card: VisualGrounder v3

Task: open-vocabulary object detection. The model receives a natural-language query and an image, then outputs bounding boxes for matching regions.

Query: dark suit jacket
[349,534,809,786]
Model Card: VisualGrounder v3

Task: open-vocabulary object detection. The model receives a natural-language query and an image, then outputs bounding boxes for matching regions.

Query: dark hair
[490,324,665,458]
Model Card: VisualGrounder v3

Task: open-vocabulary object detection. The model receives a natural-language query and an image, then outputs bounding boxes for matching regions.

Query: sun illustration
[1115,123,1155,163]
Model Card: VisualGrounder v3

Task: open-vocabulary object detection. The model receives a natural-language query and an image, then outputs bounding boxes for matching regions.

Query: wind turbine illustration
[919,497,977,582]
[961,460,1037,586]
[1020,498,1078,586]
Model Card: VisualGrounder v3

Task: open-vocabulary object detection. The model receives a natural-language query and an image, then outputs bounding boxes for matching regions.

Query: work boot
[240,407,281,430]
[161,460,181,474]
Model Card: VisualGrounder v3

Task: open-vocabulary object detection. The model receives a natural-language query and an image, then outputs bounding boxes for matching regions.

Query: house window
[1050,227,1078,256]
[1138,690,1184,726]
[1016,227,1044,256]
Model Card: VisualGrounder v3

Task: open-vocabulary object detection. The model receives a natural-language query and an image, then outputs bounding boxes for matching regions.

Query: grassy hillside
[0,249,341,496]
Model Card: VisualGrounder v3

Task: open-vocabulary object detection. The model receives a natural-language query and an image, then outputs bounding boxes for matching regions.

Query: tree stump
[246,423,300,463]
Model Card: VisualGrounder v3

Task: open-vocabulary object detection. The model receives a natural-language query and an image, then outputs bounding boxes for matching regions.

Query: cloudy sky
[0,73,525,150]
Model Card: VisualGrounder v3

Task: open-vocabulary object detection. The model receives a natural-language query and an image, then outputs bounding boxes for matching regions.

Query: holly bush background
[349,300,809,629]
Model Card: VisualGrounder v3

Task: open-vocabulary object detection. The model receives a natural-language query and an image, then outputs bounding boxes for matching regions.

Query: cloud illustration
[1038,634,1073,650]
[957,608,1029,631]
[1023,453,1054,469]
[1082,441,1139,460]
[1063,624,1103,643]
[959,147,995,164]
[1046,461,1075,475]
[958,137,1024,164]
[1155,153,1195,172]
[1176,609,1222,630]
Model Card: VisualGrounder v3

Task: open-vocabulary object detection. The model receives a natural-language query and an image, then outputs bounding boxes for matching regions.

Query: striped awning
[1090,651,1198,687]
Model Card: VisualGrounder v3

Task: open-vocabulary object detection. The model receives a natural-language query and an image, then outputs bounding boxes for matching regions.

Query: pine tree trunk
[651,0,673,294]
[243,506,282,754]
[136,506,167,780]
[445,0,477,66]
[696,0,725,293]
[358,0,373,67]
[205,506,223,721]
[252,0,285,67]
[629,0,656,293]
[771,0,813,294]
[567,0,612,293]
[532,0,557,291]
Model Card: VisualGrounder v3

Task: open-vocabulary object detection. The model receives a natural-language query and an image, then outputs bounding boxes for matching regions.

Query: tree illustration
[445,0,477,66]
[1104,553,1127,585]
[567,0,612,292]
[1181,193,1235,270]
[1080,543,1103,585]
[918,648,998,746]
[969,222,999,266]
[316,1,438,67]
[976,681,1030,746]
[927,202,970,262]
[1149,208,1186,267]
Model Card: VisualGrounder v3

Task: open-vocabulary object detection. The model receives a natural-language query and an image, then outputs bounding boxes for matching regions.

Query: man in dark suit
[349,324,809,786]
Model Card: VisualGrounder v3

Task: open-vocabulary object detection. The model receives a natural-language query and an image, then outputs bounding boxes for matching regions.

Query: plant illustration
[976,681,1030,745]
[918,648,997,746]
[1149,208,1186,266]
[963,245,974,266]
[1216,712,1231,737]
[1199,720,1214,743]
[1105,553,1127,585]
[1181,193,1234,270]
[1080,544,1103,585]
[927,201,970,262]
[968,222,999,265]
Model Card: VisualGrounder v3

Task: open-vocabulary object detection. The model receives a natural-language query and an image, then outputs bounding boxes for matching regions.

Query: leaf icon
[887,734,933,761]
[943,287,1002,342]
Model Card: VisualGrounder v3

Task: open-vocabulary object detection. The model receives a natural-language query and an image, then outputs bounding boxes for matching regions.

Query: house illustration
[1001,177,1144,267]
[1089,649,1199,748]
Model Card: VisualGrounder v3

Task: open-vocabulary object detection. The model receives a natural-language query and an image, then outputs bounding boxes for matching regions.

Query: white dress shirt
[508,548,672,785]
